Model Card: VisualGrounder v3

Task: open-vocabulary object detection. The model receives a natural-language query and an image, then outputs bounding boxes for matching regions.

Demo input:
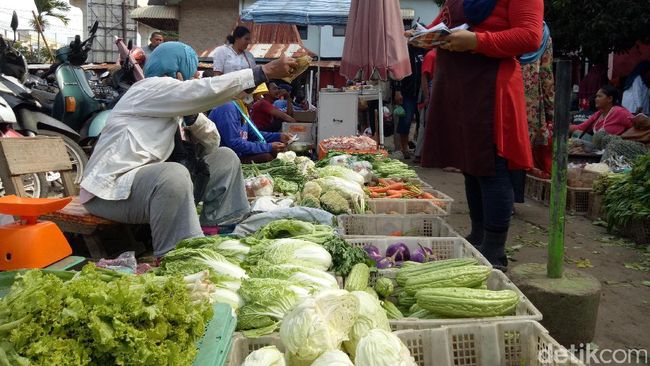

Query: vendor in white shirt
[80,41,297,257]
[212,26,256,76]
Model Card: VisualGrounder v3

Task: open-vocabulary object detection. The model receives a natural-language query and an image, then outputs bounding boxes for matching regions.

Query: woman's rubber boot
[464,221,484,249]
[479,230,508,272]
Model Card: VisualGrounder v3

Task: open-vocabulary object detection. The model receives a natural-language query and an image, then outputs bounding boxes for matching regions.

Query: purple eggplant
[410,251,426,263]
[368,252,383,263]
[364,244,381,258]
[376,257,394,269]
[413,243,437,262]
[386,242,410,262]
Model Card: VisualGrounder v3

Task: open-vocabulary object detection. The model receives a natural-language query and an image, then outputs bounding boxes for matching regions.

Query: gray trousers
[84,147,249,256]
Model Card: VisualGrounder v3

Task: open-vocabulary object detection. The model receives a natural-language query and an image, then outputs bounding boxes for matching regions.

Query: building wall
[399,0,440,26]
[179,0,239,54]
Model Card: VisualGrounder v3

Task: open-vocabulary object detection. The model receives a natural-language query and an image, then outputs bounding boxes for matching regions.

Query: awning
[130,5,179,30]
[401,8,415,20]
[241,0,350,26]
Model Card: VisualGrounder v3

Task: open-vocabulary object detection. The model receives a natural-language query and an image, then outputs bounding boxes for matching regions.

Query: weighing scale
[0,195,85,271]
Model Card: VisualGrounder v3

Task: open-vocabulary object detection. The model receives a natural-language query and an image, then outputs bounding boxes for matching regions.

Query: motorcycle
[0,94,48,197]
[0,12,88,191]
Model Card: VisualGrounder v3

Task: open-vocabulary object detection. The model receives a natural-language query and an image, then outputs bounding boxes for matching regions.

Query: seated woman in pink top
[569,85,633,136]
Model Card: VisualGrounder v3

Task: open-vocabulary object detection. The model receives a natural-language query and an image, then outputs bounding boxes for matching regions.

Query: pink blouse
[575,106,633,135]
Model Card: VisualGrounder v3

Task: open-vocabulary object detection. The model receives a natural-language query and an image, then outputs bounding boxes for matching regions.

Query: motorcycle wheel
[0,173,49,198]
[38,130,89,195]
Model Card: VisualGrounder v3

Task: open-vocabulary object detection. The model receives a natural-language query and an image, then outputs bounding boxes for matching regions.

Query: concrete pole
[547,59,572,279]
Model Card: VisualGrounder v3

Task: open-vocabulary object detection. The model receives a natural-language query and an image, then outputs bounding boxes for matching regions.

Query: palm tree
[30,0,71,61]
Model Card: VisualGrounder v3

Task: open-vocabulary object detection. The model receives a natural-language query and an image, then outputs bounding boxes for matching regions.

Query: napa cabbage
[280,290,359,365]
[311,350,354,366]
[318,165,365,186]
[354,329,416,366]
[343,290,391,358]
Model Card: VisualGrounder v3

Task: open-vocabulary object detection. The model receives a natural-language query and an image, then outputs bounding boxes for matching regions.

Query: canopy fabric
[241,0,350,26]
[340,0,411,81]
[130,5,179,30]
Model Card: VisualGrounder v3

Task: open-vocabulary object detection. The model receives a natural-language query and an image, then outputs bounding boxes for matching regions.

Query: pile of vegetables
[298,170,367,214]
[240,288,417,366]
[320,135,379,152]
[0,265,213,366]
[242,152,315,196]
[317,151,417,180]
[366,178,435,199]
[602,153,650,232]
[364,241,438,269]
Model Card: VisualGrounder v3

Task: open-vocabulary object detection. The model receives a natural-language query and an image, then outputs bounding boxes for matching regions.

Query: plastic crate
[367,198,446,215]
[566,186,591,215]
[342,236,491,284]
[337,214,459,237]
[386,269,542,330]
[525,174,551,204]
[227,320,583,366]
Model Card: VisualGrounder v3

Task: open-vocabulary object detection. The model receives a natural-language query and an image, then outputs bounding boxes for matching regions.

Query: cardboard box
[294,110,317,122]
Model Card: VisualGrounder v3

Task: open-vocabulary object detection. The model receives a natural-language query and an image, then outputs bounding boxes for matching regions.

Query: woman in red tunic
[420,0,543,269]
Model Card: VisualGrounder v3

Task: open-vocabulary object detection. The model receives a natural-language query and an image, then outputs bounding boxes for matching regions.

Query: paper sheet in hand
[408,22,470,49]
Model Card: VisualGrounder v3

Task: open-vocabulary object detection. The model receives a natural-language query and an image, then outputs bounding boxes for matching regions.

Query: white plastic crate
[387,269,543,330]
[337,214,459,237]
[227,320,583,366]
[420,189,454,215]
[366,198,447,215]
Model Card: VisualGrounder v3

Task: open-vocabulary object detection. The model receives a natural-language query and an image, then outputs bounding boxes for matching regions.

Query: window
[297,25,308,40]
[332,25,346,37]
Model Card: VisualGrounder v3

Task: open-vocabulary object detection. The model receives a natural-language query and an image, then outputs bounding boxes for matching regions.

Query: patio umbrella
[340,0,411,81]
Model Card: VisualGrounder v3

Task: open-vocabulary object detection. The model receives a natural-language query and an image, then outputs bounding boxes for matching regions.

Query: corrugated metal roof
[130,5,179,30]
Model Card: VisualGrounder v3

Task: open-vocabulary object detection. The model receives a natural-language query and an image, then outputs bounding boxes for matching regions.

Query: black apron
[420,0,500,177]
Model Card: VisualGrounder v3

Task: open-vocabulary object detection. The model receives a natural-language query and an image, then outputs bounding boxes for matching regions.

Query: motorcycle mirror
[90,21,99,36]
[11,11,18,41]
[100,70,110,79]
[127,40,133,50]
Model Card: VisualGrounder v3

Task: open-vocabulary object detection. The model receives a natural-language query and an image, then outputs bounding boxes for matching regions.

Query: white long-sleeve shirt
[622,76,650,115]
[80,68,255,202]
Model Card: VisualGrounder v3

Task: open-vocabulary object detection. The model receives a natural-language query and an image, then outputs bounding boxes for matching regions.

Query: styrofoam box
[366,198,447,216]
[337,214,460,237]
[227,320,583,366]
[387,269,543,330]
[342,236,492,281]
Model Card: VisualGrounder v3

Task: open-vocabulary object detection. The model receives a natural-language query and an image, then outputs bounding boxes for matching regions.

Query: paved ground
[415,166,650,357]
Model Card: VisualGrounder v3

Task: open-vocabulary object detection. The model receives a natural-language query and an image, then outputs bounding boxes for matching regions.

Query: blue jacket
[209,102,281,157]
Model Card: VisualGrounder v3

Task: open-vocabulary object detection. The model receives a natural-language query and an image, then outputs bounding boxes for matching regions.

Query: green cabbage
[254,219,317,239]
[260,238,332,271]
[355,329,416,366]
[311,350,354,366]
[318,165,365,186]
[314,176,366,213]
[241,346,286,366]
[343,291,391,358]
[280,290,359,365]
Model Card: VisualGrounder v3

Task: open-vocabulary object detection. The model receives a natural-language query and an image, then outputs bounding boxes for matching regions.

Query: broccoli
[320,190,350,215]
[300,194,321,208]
[302,181,322,198]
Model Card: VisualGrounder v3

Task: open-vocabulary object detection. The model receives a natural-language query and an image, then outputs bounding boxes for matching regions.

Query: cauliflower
[300,194,321,208]
[302,181,322,198]
[320,190,350,215]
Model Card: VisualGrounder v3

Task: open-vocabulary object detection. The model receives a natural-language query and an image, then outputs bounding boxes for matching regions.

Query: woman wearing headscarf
[212,26,256,76]
[80,42,296,257]
[418,0,544,270]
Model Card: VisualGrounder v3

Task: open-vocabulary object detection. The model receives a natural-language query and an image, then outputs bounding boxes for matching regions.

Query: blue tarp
[241,0,350,26]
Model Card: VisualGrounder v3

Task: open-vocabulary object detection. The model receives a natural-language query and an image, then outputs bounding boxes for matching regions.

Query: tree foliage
[545,0,650,62]
[30,0,71,32]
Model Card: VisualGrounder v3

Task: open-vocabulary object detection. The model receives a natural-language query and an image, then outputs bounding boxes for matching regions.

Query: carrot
[385,183,406,190]
[370,192,381,198]
[369,187,389,193]
[378,178,391,186]
[389,230,403,236]
[386,193,403,198]
[387,189,410,195]
[419,192,435,199]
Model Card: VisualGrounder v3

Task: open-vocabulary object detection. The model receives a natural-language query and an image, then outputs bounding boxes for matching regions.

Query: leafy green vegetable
[158,247,248,286]
[311,350,354,366]
[603,153,650,231]
[354,329,417,366]
[241,346,286,366]
[320,236,370,276]
[372,159,417,178]
[280,290,359,364]
[318,166,365,186]
[0,265,212,366]
[260,238,332,271]
[343,291,392,359]
[253,219,318,239]
[251,262,339,291]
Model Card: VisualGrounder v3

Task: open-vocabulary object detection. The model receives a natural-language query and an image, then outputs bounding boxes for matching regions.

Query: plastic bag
[329,154,352,167]
[96,251,137,274]
[245,174,274,197]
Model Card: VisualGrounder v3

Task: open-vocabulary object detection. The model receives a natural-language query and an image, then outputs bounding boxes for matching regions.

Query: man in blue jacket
[209,95,292,163]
